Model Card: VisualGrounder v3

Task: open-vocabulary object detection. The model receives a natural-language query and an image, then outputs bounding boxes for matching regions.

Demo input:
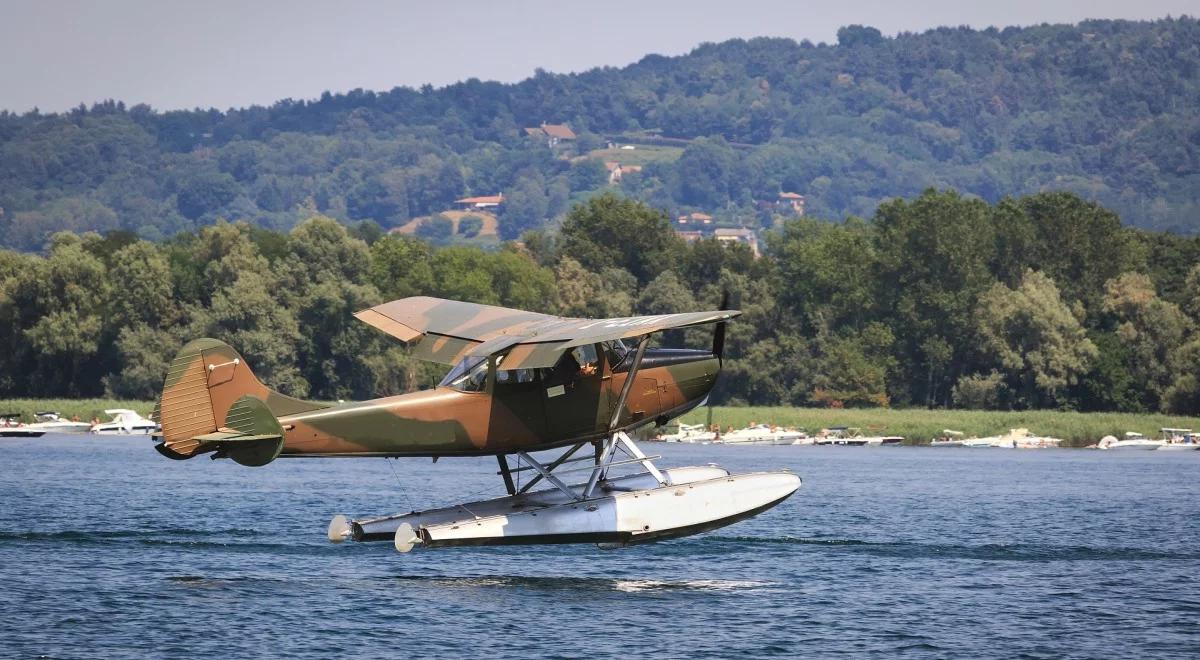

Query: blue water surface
[1,436,1198,658]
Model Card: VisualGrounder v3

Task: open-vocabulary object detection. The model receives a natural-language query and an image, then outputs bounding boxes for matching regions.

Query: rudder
[155,338,325,464]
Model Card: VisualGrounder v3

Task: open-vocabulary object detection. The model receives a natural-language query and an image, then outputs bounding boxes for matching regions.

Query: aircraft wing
[354,296,740,368]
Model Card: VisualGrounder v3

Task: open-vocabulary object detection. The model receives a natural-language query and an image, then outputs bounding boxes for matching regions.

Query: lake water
[1,436,1198,658]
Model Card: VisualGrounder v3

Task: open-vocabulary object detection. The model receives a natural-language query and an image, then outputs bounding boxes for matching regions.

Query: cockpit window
[440,357,488,392]
[441,354,541,391]
[602,339,629,367]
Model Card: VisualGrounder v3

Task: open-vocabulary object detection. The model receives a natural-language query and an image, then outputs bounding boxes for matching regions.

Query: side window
[573,344,599,376]
[494,354,540,387]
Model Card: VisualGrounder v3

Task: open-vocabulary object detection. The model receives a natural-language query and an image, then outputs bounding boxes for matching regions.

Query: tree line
[1,17,1198,251]
[3,189,1200,414]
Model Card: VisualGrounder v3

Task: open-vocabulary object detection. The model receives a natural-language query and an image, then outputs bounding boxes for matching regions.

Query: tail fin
[154,338,326,466]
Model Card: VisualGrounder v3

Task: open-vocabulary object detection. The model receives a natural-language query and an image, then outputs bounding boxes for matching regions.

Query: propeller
[712,290,730,363]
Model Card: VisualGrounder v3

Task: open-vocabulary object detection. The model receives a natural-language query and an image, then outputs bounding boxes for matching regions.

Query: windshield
[602,339,628,367]
[439,357,488,392]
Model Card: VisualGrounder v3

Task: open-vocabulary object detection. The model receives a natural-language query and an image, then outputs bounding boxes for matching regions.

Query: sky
[2,0,1196,113]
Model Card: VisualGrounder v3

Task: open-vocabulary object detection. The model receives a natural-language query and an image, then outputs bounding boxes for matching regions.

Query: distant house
[677,212,713,225]
[525,122,577,147]
[676,230,705,244]
[778,192,806,215]
[714,227,760,257]
[604,162,643,184]
[455,193,504,210]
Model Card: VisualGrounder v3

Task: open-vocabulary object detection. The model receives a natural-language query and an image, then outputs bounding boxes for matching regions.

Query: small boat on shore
[717,423,808,446]
[999,428,1064,449]
[929,430,966,447]
[0,413,45,437]
[25,411,93,434]
[1099,432,1163,450]
[654,422,716,444]
[91,409,159,435]
[1156,428,1200,451]
[814,427,903,446]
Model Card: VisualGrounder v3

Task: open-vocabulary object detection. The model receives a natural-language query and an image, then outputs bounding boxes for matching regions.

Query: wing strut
[608,334,651,432]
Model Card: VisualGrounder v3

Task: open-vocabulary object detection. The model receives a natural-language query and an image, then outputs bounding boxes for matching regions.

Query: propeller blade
[712,290,730,361]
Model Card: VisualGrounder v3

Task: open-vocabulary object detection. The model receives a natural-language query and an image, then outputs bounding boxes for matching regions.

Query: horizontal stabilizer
[191,430,283,444]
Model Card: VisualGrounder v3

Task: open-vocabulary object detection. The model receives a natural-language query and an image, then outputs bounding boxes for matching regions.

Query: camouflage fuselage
[277,350,717,457]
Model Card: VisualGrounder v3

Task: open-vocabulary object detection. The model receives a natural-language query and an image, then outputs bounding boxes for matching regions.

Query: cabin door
[543,344,611,437]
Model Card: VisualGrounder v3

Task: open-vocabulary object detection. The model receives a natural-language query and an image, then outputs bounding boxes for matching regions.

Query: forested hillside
[1,17,1199,247]
[4,191,1200,414]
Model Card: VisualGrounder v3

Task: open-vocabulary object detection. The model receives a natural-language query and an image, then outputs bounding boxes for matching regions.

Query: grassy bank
[679,406,1200,446]
[0,399,154,424]
[5,400,1196,447]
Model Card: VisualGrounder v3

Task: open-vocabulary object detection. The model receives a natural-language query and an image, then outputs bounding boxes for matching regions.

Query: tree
[5,239,110,395]
[873,190,997,404]
[560,192,683,286]
[952,372,1007,410]
[370,234,434,300]
[415,214,454,242]
[499,177,549,240]
[673,137,737,207]
[554,257,636,318]
[809,323,896,407]
[1101,272,1191,409]
[975,269,1098,407]
[458,215,484,238]
[176,171,240,220]
[1019,192,1138,315]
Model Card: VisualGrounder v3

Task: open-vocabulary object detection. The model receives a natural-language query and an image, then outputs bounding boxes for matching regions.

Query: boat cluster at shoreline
[0,409,158,438]
[652,422,1200,451]
[652,423,903,446]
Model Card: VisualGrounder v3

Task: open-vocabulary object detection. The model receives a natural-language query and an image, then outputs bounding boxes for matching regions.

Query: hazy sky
[2,0,1196,113]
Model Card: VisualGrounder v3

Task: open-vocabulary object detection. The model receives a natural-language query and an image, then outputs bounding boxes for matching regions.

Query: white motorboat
[814,427,903,446]
[1001,428,1064,449]
[929,430,966,447]
[719,423,809,446]
[957,428,1061,449]
[961,435,1002,448]
[26,411,92,434]
[1098,432,1163,450]
[654,422,716,444]
[91,409,159,435]
[0,413,45,438]
[1156,428,1200,451]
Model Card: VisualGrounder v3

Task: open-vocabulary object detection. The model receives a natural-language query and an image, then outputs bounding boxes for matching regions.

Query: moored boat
[1099,432,1163,450]
[719,423,808,446]
[1156,428,1200,451]
[26,412,92,434]
[0,413,45,438]
[654,422,716,444]
[814,427,903,446]
[91,409,159,435]
[929,430,966,447]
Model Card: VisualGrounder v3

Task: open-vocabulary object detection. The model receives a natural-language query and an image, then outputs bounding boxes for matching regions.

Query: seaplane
[152,296,801,553]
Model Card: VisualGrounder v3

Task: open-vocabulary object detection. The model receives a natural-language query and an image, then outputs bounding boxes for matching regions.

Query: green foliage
[561,192,683,285]
[415,214,454,243]
[3,188,1200,416]
[952,372,1007,410]
[458,215,484,238]
[3,18,1199,252]
[975,270,1098,407]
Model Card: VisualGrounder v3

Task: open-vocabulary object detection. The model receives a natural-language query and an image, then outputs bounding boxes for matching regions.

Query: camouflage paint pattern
[156,298,729,465]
